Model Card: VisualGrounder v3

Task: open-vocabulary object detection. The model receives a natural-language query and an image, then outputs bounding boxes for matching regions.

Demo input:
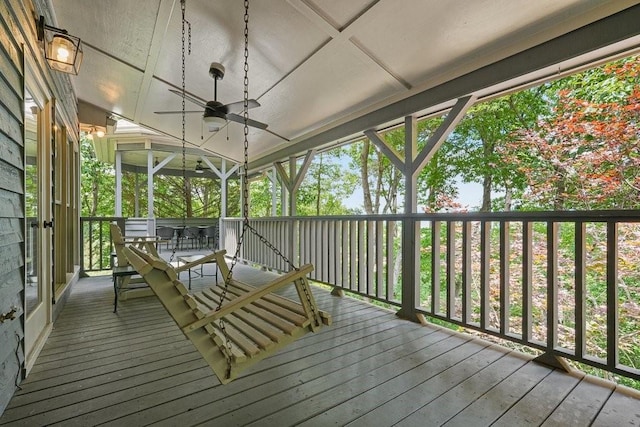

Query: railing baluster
[575,221,586,359]
[328,221,335,284]
[480,221,490,330]
[606,221,619,370]
[321,220,328,281]
[386,221,395,302]
[349,221,357,292]
[462,221,471,324]
[358,220,365,294]
[376,221,384,299]
[99,221,104,269]
[88,220,94,270]
[522,221,532,343]
[367,220,374,296]
[431,221,441,315]
[446,220,456,319]
[547,221,559,351]
[500,220,510,335]
[342,220,349,288]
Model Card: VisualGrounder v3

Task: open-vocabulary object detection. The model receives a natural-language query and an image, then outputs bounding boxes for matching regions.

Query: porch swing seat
[122,245,331,384]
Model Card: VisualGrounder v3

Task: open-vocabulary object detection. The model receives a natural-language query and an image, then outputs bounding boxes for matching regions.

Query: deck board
[592,388,640,426]
[395,351,530,426]
[443,360,552,426]
[1,262,640,426]
[491,370,583,426]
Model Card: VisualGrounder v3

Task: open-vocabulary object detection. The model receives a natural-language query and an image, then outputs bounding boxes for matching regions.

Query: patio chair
[122,245,331,384]
[203,225,219,249]
[183,226,203,250]
[155,226,175,252]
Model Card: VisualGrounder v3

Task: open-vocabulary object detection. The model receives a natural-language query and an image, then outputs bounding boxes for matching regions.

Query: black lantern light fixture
[36,15,83,75]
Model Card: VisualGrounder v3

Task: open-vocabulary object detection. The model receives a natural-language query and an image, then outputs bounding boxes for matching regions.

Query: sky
[343,179,484,212]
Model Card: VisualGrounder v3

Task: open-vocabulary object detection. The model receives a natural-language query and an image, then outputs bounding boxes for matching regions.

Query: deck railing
[221,211,640,381]
[80,217,124,273]
[80,217,221,274]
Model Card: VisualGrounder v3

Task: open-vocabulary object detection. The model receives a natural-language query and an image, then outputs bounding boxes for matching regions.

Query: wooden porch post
[115,149,122,217]
[397,115,426,323]
[365,97,475,323]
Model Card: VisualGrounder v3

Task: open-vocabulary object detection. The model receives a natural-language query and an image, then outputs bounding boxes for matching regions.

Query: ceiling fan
[194,160,209,174]
[155,62,289,141]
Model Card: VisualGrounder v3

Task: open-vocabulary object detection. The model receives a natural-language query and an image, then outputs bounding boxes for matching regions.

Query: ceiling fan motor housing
[209,62,225,80]
[204,100,227,116]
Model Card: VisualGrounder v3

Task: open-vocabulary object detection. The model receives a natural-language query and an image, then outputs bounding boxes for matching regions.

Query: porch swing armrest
[174,250,227,273]
[182,264,314,334]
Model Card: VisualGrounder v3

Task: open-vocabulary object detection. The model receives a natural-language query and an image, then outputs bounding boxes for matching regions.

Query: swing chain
[245,224,295,270]
[244,221,319,325]
[169,0,190,263]
[216,0,252,379]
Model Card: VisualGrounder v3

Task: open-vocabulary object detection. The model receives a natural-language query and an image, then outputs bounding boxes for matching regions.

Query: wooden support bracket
[395,309,428,325]
[533,352,573,372]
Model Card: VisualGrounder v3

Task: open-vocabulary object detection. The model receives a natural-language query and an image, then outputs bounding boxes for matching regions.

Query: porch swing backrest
[122,244,331,384]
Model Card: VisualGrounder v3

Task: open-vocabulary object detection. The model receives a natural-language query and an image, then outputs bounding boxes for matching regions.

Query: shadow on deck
[2,261,640,426]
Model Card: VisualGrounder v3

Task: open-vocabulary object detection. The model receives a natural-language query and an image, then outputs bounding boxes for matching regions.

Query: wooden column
[115,149,122,216]
[365,96,475,323]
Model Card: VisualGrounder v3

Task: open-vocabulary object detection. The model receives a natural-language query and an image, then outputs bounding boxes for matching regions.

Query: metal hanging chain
[214,0,251,380]
[169,0,190,263]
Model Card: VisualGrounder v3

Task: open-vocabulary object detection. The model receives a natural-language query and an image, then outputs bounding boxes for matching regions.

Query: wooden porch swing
[122,0,331,384]
[123,245,330,384]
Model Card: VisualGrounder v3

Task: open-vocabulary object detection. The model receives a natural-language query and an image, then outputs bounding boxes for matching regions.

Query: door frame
[23,58,54,375]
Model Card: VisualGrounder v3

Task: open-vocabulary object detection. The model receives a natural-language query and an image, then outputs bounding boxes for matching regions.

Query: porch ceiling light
[36,15,83,75]
[203,111,226,132]
[85,126,104,140]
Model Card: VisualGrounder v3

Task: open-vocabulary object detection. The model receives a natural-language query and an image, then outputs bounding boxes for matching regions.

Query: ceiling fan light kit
[203,114,226,132]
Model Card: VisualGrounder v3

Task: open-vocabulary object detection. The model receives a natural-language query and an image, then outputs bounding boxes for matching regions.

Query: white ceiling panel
[153,0,330,99]
[73,55,144,118]
[254,39,404,139]
[52,0,160,70]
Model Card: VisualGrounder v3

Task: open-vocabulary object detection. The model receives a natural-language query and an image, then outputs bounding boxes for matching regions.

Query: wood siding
[0,0,78,414]
[0,4,24,414]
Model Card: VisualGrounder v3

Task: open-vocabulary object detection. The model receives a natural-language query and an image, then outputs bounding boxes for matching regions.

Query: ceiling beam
[249,4,640,171]
[133,0,176,122]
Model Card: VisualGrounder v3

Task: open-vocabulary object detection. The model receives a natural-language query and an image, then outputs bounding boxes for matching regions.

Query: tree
[447,90,547,211]
[296,150,358,216]
[502,56,640,210]
[80,136,115,216]
[348,132,403,214]
[248,150,357,217]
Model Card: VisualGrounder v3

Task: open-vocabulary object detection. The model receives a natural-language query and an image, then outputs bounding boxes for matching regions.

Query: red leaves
[503,78,640,209]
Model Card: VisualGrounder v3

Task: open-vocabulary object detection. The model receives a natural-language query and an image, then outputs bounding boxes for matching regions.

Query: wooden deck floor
[2,262,640,426]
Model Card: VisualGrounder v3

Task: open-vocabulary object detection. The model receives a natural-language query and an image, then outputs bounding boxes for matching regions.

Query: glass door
[24,93,40,314]
[24,88,53,373]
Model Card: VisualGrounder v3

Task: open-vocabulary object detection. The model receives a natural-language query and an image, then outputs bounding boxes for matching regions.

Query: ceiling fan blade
[224,99,260,114]
[226,114,290,141]
[226,113,268,130]
[265,128,291,142]
[154,110,203,115]
[168,88,207,109]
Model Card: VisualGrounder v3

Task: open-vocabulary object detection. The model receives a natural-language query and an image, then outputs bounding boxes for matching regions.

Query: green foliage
[249,149,359,217]
[80,136,115,216]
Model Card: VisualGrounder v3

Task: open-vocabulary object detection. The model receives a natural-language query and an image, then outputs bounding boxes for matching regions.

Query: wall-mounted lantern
[36,15,83,75]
